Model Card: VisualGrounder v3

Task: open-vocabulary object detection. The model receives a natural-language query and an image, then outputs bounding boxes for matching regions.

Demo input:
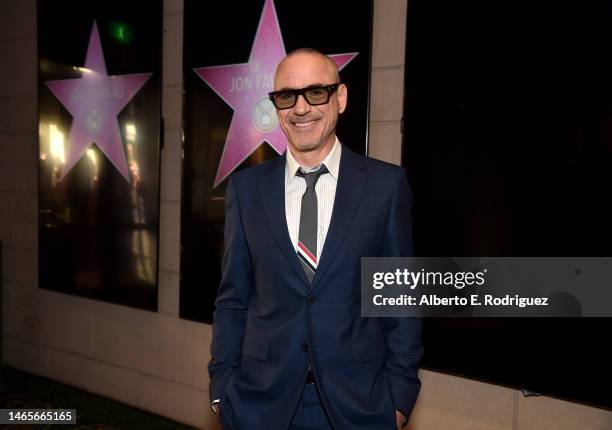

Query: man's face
[273,53,347,153]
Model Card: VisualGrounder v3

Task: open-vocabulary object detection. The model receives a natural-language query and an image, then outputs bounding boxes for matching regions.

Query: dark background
[403,0,612,409]
[37,0,162,310]
[180,0,373,322]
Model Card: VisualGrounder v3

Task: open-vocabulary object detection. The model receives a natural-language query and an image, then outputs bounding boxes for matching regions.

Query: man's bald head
[271,47,348,161]
[273,48,340,89]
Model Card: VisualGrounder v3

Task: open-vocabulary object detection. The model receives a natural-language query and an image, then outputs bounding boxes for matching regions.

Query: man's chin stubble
[295,144,319,152]
[290,140,322,152]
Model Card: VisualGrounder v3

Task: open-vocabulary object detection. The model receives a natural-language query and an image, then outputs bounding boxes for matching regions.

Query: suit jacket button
[301,342,309,352]
[307,296,316,304]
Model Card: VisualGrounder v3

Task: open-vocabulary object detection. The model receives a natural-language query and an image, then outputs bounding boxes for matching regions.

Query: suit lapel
[259,155,310,288]
[310,146,366,292]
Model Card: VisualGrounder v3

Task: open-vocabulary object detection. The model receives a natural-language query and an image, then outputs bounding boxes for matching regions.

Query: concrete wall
[0,0,610,429]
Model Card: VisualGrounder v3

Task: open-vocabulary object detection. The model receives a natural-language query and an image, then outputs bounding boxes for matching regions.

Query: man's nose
[293,94,311,115]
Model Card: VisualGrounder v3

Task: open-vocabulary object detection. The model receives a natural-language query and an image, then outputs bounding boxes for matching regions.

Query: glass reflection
[49,124,66,164]
[38,2,162,311]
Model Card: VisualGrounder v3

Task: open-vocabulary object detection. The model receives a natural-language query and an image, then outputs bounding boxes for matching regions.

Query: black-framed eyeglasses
[268,83,341,110]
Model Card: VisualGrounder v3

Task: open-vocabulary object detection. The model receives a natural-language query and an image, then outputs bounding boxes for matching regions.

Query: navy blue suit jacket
[209,145,422,430]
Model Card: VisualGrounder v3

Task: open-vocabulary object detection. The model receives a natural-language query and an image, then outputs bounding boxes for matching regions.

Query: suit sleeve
[208,176,254,402]
[381,169,423,419]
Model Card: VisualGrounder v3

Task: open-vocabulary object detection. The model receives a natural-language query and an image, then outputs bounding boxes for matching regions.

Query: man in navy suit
[209,48,422,430]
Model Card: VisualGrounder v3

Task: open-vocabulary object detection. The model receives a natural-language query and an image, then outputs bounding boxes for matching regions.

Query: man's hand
[396,409,407,429]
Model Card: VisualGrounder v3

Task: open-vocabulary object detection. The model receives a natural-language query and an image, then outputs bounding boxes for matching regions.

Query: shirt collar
[285,136,342,186]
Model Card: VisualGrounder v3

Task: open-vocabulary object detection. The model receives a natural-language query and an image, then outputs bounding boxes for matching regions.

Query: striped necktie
[296,164,329,284]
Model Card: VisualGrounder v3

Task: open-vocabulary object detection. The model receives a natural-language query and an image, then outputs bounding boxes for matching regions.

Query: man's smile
[290,118,320,130]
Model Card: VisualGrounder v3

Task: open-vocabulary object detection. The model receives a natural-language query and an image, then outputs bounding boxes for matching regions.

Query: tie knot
[296,164,329,189]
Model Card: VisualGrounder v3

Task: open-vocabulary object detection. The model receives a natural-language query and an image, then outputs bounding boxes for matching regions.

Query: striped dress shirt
[285,137,341,260]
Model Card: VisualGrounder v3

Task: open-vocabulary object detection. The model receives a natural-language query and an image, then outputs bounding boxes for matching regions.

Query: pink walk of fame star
[194,0,358,187]
[45,21,152,183]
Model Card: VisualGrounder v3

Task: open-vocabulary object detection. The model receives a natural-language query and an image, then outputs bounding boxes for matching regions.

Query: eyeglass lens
[272,86,335,109]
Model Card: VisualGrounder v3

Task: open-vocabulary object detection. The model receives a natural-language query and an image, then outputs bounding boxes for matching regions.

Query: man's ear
[337,83,348,114]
